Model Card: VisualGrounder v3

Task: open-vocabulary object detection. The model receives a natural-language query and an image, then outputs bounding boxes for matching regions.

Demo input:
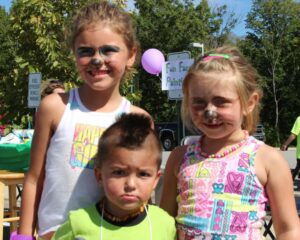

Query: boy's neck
[98,199,146,223]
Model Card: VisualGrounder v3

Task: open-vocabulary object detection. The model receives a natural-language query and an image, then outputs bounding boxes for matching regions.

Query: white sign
[161,58,194,91]
[28,73,41,108]
[162,51,193,100]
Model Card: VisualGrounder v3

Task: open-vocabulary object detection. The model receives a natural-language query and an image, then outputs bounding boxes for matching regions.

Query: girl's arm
[259,145,300,239]
[19,94,66,236]
[160,146,186,217]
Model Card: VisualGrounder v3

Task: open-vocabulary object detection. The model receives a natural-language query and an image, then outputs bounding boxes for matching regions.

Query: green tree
[238,0,300,145]
[0,7,14,79]
[0,6,17,125]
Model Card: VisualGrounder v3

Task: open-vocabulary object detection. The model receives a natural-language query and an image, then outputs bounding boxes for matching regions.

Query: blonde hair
[181,46,262,134]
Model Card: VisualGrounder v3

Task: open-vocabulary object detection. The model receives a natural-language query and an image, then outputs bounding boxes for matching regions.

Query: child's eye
[138,171,151,178]
[192,99,206,109]
[99,45,120,57]
[213,98,230,107]
[76,47,95,57]
[112,169,125,176]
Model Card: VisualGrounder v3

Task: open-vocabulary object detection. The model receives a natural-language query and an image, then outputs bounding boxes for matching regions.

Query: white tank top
[37,88,131,235]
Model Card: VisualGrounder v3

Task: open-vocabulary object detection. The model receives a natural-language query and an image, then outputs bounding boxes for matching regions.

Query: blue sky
[1,0,252,36]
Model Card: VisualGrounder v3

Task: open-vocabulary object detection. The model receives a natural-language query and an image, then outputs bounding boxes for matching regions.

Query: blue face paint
[76,45,120,58]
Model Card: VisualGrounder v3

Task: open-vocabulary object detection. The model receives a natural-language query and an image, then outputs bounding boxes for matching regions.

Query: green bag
[0,141,31,172]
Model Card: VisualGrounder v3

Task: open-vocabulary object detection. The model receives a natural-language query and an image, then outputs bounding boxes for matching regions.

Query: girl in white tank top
[17,2,151,240]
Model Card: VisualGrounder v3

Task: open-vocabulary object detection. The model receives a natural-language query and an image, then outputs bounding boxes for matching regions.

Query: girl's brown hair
[70,1,140,61]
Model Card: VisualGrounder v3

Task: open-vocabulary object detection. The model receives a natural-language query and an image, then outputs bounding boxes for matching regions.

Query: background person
[160,46,300,239]
[16,2,150,240]
[281,116,300,179]
[40,79,65,98]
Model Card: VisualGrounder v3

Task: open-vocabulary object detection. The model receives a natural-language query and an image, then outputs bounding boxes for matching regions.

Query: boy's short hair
[95,113,162,169]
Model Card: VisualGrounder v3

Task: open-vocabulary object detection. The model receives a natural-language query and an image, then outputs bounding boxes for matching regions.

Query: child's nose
[205,102,216,111]
[204,104,218,121]
[124,176,136,191]
[90,51,105,66]
[91,57,103,66]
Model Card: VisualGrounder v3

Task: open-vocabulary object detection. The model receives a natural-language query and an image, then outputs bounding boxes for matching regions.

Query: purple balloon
[141,48,165,75]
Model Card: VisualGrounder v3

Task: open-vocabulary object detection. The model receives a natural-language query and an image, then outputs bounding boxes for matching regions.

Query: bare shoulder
[257,143,288,167]
[39,92,68,111]
[255,143,290,186]
[37,92,68,129]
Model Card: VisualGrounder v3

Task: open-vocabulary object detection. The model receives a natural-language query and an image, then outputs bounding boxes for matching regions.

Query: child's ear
[244,92,259,115]
[126,47,137,68]
[152,170,161,190]
[94,167,102,184]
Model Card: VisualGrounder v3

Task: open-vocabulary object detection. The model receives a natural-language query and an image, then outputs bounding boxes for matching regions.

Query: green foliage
[0,6,20,125]
[238,0,300,146]
[0,7,15,78]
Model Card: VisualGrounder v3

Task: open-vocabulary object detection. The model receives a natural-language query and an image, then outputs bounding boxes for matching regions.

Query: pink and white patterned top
[176,135,268,240]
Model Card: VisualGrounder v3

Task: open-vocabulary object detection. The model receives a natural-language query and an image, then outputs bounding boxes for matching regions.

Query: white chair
[180,135,201,146]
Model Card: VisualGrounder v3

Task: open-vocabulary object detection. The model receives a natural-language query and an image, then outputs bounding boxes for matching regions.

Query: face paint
[91,58,102,66]
[204,109,218,122]
[76,45,120,59]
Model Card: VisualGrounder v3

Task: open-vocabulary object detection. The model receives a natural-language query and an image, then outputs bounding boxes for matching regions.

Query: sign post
[28,73,41,108]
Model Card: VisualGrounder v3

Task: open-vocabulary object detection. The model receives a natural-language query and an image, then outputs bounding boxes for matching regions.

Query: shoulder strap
[243,136,264,167]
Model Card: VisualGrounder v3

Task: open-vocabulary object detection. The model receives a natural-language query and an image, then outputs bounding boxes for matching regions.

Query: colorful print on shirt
[176,136,268,240]
[70,123,105,169]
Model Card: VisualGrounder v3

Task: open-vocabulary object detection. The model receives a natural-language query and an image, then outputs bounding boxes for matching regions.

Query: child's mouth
[121,194,139,202]
[88,69,109,77]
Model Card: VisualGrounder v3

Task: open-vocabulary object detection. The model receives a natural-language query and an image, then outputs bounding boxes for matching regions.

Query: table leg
[0,181,4,240]
[8,184,17,233]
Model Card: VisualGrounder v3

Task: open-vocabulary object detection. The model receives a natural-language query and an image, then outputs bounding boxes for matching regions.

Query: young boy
[52,113,176,240]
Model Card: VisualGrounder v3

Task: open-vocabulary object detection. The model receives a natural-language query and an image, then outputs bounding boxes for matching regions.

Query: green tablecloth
[0,141,31,172]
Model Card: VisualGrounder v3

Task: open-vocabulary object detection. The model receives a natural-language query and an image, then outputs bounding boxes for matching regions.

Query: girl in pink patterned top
[160,46,300,239]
